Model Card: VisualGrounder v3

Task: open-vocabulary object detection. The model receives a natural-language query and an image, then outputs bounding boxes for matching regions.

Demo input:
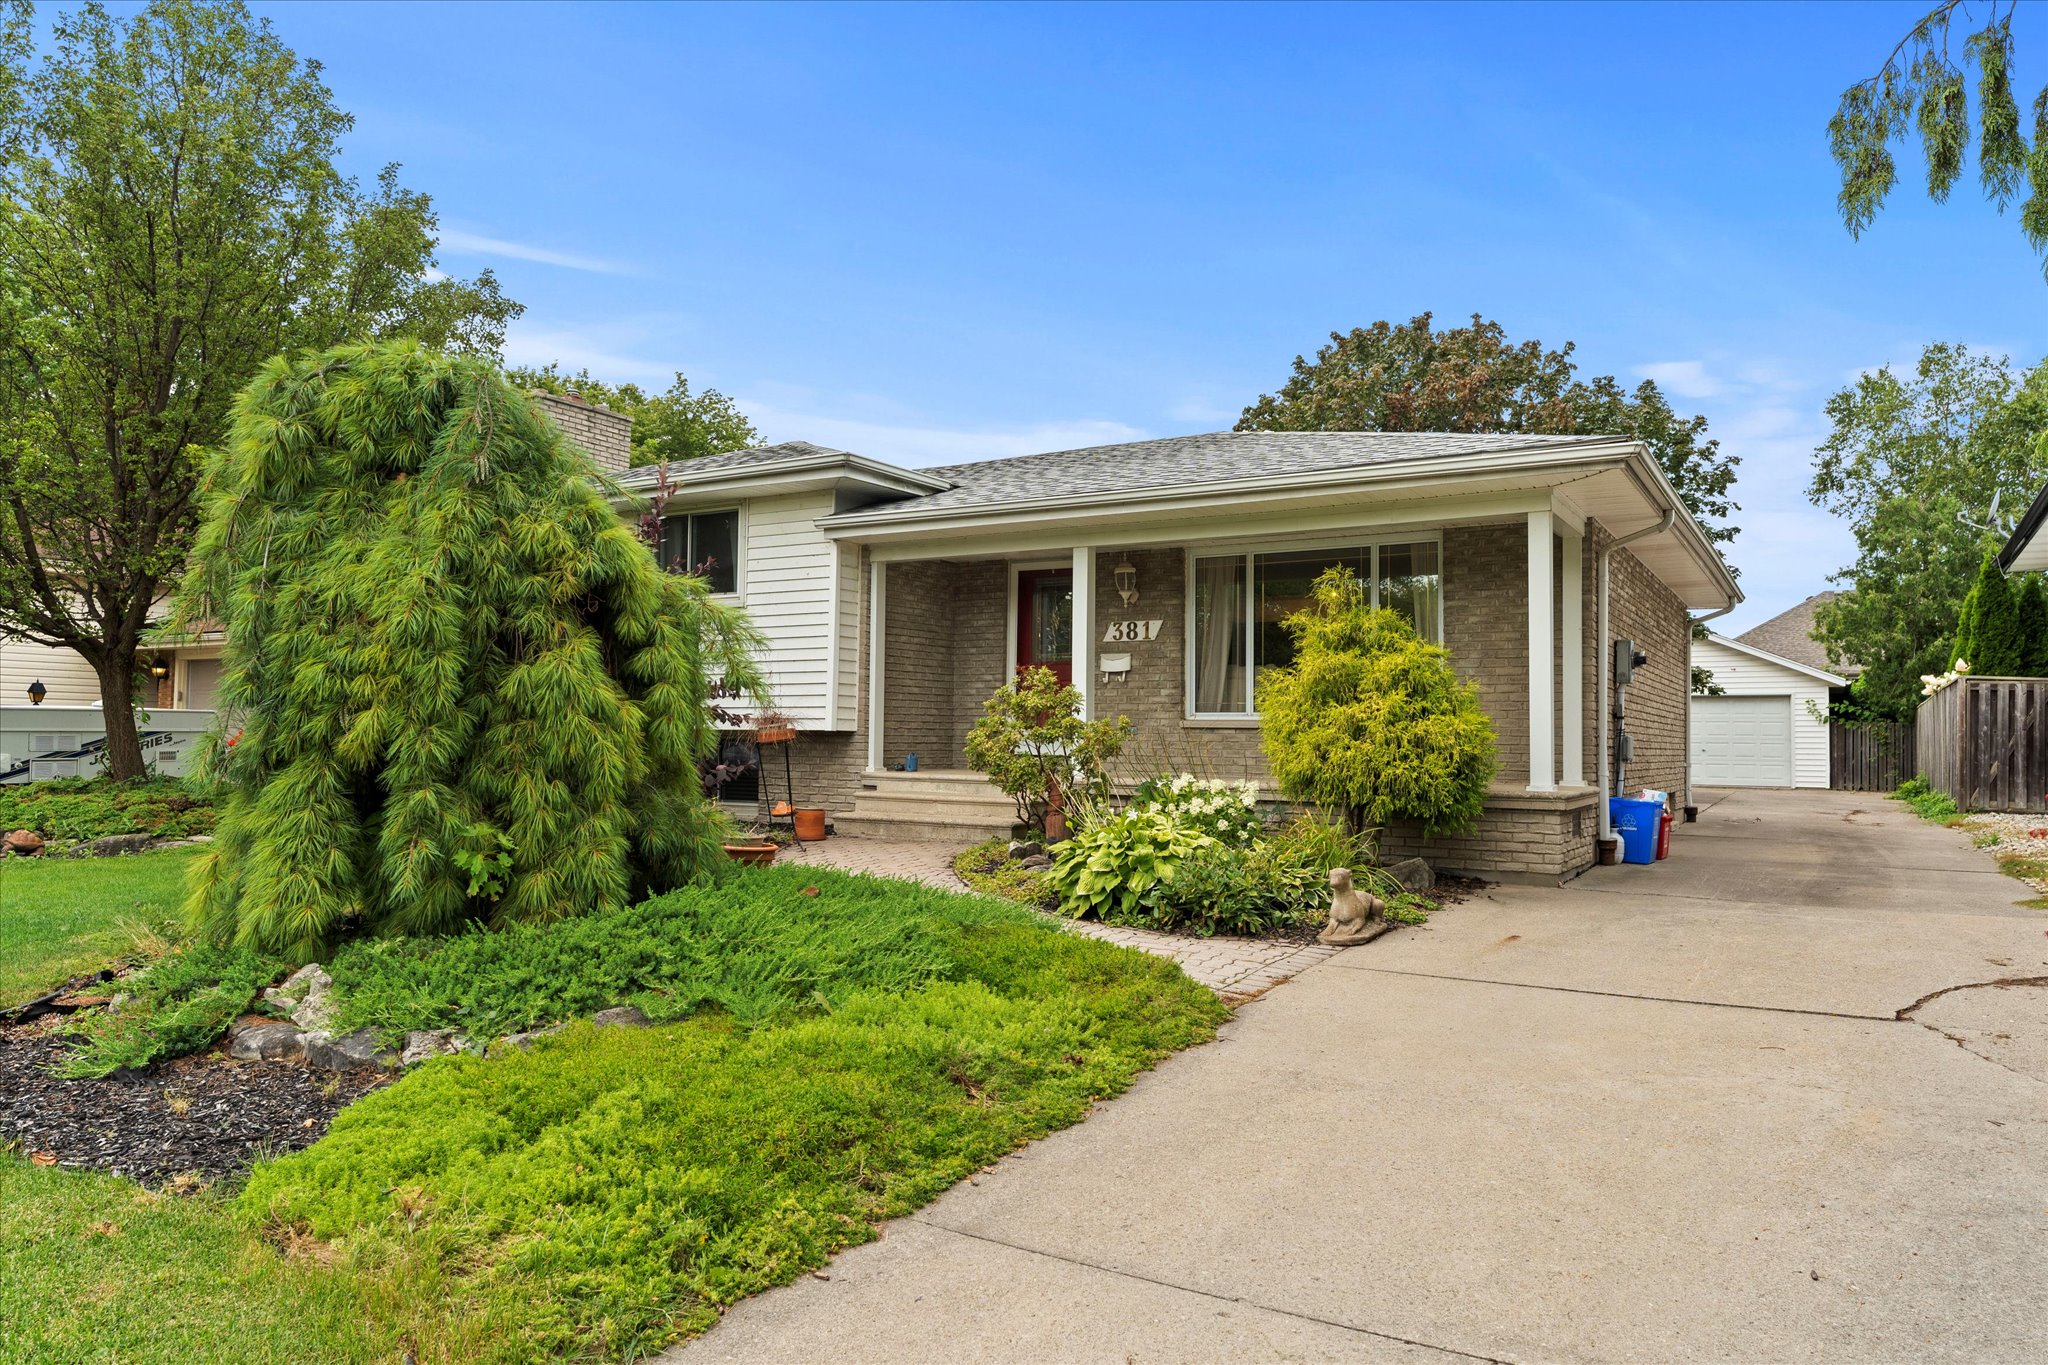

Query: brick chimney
[532,390,633,474]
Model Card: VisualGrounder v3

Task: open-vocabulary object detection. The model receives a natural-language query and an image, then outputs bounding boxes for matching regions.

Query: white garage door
[1690,695,1795,787]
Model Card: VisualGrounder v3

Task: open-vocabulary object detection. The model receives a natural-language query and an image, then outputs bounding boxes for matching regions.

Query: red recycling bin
[1654,810,1673,860]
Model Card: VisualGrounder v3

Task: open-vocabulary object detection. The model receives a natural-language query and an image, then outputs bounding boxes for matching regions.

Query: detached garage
[1689,633,1845,789]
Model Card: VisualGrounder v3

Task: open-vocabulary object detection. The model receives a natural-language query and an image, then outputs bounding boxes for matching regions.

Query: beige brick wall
[534,391,632,474]
[881,561,958,768]
[1377,788,1599,880]
[1606,538,1688,802]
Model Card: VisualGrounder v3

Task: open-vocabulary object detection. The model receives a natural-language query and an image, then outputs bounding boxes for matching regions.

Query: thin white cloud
[498,319,691,387]
[1636,360,1723,400]
[438,227,635,276]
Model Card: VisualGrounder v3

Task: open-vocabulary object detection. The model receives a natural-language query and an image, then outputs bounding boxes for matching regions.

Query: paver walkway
[775,833,1338,997]
[675,790,2048,1364]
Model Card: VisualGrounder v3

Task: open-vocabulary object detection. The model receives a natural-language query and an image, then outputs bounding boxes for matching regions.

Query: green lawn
[0,846,199,1008]
[4,865,1226,1362]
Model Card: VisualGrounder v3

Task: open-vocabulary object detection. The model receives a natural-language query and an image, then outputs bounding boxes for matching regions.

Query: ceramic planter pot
[723,841,779,867]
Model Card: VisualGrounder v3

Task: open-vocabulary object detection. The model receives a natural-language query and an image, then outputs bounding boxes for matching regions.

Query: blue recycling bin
[1608,798,1662,865]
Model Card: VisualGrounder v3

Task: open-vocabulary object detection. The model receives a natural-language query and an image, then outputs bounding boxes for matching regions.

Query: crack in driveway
[1894,975,2048,1020]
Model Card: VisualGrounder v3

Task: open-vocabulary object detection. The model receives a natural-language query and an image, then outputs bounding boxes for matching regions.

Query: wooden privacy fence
[1829,719,1916,792]
[1916,676,2048,812]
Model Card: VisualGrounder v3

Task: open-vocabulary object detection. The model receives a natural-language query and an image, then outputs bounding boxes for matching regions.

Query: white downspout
[1682,602,1738,819]
[1598,509,1674,847]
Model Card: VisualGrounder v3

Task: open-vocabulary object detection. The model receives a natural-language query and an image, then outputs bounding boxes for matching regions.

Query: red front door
[1016,569,1074,687]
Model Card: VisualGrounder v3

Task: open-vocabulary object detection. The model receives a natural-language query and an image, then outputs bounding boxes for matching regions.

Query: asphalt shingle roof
[868,430,1616,516]
[1736,592,1853,675]
[623,440,851,479]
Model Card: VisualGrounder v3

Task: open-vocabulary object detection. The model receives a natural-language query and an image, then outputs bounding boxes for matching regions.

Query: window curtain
[1194,556,1246,712]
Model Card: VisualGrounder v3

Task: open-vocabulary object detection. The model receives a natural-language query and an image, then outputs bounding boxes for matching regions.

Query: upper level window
[659,510,740,594]
[1190,538,1441,716]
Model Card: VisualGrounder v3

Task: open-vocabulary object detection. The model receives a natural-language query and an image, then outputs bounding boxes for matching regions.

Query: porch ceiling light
[27,679,46,705]
[1114,558,1139,607]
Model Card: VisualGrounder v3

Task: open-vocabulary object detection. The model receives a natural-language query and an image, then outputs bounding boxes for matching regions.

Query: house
[1689,595,1848,788]
[620,429,1739,879]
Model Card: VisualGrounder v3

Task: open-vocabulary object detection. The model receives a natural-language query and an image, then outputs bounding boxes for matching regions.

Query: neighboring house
[1999,483,2048,572]
[620,430,1739,880]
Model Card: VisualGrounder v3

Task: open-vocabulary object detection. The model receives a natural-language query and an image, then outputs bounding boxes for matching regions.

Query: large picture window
[658,509,740,594]
[1189,538,1441,716]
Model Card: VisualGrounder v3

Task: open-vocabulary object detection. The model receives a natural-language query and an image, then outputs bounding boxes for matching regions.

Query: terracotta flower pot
[723,841,779,867]
[754,726,797,744]
[792,808,828,841]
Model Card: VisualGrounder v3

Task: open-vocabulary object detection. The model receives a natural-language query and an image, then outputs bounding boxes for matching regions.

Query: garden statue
[1318,867,1387,946]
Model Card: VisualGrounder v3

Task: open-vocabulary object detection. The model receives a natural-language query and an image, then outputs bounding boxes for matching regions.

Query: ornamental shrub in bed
[175,341,763,956]
[1129,774,1264,846]
[1258,567,1495,836]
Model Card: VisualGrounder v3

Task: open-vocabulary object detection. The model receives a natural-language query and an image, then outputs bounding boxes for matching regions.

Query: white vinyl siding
[1689,637,1832,788]
[725,491,844,731]
[0,637,101,707]
[832,540,862,730]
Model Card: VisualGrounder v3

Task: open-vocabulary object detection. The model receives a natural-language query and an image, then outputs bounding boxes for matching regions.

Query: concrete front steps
[832,769,1020,843]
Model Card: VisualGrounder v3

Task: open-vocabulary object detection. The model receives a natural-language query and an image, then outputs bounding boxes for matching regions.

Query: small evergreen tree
[1955,553,2022,674]
[2017,575,2048,676]
[1258,568,1496,836]
[177,341,763,956]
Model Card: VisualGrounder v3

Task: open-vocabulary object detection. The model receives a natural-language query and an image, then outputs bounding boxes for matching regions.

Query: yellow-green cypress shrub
[176,341,761,955]
[1257,568,1495,836]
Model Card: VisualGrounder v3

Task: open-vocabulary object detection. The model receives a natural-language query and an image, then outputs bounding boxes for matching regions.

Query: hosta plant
[1047,807,1215,924]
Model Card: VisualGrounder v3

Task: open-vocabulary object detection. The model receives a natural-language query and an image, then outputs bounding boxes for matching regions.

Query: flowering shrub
[1129,774,1264,847]
[1921,659,1972,697]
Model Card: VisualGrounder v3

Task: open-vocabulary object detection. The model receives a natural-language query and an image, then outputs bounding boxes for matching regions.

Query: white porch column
[1561,529,1584,787]
[1072,547,1094,719]
[1526,510,1556,792]
[866,556,886,772]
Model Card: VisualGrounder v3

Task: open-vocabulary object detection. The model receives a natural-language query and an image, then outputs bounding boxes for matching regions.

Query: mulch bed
[0,1019,387,1187]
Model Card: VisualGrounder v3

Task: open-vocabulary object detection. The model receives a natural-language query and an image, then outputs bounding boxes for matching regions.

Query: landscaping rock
[593,1005,651,1029]
[1006,840,1046,861]
[400,1029,458,1066]
[229,1020,306,1063]
[4,829,44,856]
[1017,854,1052,871]
[302,1028,398,1072]
[1383,857,1435,894]
[287,967,337,1032]
[79,832,155,858]
[498,1023,566,1052]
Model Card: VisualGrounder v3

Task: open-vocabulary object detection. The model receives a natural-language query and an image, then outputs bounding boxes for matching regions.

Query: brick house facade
[619,430,1737,881]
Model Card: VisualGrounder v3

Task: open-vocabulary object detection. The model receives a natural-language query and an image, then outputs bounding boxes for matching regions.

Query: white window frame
[660,505,745,599]
[1183,532,1444,720]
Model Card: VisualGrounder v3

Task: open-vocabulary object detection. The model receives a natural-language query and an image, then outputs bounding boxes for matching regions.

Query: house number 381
[1102,619,1163,643]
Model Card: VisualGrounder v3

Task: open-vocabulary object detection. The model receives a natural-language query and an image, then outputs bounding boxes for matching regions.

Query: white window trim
[662,505,745,600]
[1183,532,1444,720]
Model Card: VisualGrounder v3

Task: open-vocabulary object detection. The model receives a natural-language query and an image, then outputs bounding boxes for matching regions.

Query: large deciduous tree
[1237,314,1740,550]
[0,0,517,777]
[1829,1,2048,274]
[1808,342,2048,716]
[180,342,763,958]
[507,363,760,467]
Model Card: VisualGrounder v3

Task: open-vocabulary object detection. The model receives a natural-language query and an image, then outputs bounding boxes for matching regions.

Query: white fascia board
[1703,631,1846,687]
[1619,449,1743,610]
[859,487,1566,563]
[820,443,1641,539]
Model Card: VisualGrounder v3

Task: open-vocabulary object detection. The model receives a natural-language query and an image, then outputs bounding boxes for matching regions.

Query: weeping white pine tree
[178,341,762,955]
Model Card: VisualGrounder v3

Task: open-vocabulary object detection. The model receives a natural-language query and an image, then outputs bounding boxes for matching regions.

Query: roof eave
[1702,631,1846,687]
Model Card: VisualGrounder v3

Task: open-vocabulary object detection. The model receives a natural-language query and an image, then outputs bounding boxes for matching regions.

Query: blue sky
[242,0,2043,632]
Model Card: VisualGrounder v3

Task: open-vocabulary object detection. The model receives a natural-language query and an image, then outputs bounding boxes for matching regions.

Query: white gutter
[1598,508,1674,847]
[1681,602,1737,820]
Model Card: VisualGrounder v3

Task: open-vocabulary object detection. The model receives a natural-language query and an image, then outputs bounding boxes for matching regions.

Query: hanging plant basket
[754,725,797,744]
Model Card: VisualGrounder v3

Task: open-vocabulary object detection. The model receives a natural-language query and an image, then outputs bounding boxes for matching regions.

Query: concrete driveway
[673,789,2048,1364]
